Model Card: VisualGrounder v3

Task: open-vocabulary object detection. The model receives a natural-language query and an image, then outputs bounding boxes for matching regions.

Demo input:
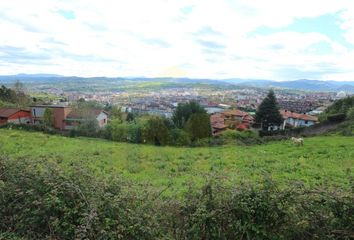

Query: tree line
[99,100,212,146]
[0,82,32,107]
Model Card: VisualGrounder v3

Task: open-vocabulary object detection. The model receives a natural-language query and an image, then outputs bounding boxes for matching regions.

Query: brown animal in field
[291,137,304,146]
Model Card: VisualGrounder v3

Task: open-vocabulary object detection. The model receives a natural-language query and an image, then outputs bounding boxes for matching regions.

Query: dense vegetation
[0,130,353,239]
[320,96,354,122]
[75,101,213,146]
[0,83,31,107]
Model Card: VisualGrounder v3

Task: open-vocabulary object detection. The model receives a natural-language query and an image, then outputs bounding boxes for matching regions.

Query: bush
[1,155,353,239]
[220,129,262,145]
[347,106,354,121]
[192,138,211,147]
[76,119,99,137]
[169,128,191,146]
[0,156,162,240]
[327,113,347,123]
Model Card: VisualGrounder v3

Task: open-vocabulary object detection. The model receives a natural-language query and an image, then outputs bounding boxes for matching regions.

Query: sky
[0,0,354,81]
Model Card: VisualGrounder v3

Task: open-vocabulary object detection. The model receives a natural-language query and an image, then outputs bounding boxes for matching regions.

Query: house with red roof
[210,109,255,135]
[210,113,227,135]
[222,109,254,129]
[0,108,31,126]
[280,110,319,129]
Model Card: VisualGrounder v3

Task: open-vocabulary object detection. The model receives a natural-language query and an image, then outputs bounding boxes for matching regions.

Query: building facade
[0,108,31,126]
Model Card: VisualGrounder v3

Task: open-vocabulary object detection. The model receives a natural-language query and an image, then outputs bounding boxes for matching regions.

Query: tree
[0,85,15,102]
[0,84,31,107]
[185,113,211,141]
[43,108,54,128]
[347,106,354,120]
[142,116,169,146]
[172,100,206,128]
[13,81,30,107]
[77,118,99,137]
[126,112,135,122]
[255,90,283,131]
[110,106,124,122]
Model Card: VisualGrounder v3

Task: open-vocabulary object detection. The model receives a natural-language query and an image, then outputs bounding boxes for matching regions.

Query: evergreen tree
[255,90,283,130]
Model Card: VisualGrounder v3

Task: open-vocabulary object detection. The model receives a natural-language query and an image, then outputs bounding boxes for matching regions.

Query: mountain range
[1,74,354,93]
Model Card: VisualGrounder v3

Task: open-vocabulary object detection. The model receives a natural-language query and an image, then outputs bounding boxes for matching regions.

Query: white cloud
[0,0,353,80]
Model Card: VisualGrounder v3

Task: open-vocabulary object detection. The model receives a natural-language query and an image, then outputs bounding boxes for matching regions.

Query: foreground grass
[0,129,353,193]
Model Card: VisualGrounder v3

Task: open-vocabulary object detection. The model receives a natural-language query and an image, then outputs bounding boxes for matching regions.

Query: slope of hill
[1,129,353,239]
[0,129,352,191]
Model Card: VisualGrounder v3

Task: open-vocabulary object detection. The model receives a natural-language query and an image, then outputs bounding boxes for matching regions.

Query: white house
[64,109,108,130]
[280,110,318,129]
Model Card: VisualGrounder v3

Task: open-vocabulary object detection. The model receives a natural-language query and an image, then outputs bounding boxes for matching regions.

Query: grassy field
[0,129,353,193]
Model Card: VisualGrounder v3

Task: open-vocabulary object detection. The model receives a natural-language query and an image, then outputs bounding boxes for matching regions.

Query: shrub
[169,128,191,146]
[0,156,162,239]
[0,156,353,239]
[220,129,262,145]
[76,119,99,137]
[327,113,347,123]
[347,106,354,121]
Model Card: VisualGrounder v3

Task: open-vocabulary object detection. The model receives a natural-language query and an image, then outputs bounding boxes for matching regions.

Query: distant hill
[1,74,354,92]
[229,79,354,92]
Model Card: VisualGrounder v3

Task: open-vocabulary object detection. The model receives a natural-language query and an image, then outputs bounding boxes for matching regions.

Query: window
[33,109,36,116]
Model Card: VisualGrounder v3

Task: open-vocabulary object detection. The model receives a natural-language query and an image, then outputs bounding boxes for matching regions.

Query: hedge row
[1,156,353,239]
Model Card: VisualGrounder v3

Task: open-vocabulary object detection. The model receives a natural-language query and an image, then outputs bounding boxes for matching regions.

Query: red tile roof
[223,109,254,123]
[223,109,249,117]
[236,123,249,130]
[0,108,29,118]
[210,113,224,124]
[280,110,318,122]
[213,123,227,129]
[210,113,227,130]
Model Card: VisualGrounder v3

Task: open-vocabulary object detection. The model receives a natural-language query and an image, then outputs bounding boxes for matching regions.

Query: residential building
[210,113,227,135]
[0,108,31,126]
[280,110,319,129]
[223,109,254,128]
[30,105,108,130]
[210,110,254,135]
[31,105,71,130]
[64,109,108,130]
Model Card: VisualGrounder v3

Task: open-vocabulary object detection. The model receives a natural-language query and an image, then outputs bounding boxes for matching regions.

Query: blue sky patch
[180,5,194,15]
[250,13,352,49]
[58,10,76,20]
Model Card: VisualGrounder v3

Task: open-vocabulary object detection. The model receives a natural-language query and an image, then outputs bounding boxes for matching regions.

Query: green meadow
[0,129,353,193]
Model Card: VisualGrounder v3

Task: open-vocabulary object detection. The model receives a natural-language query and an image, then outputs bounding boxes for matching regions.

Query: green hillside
[1,129,353,192]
